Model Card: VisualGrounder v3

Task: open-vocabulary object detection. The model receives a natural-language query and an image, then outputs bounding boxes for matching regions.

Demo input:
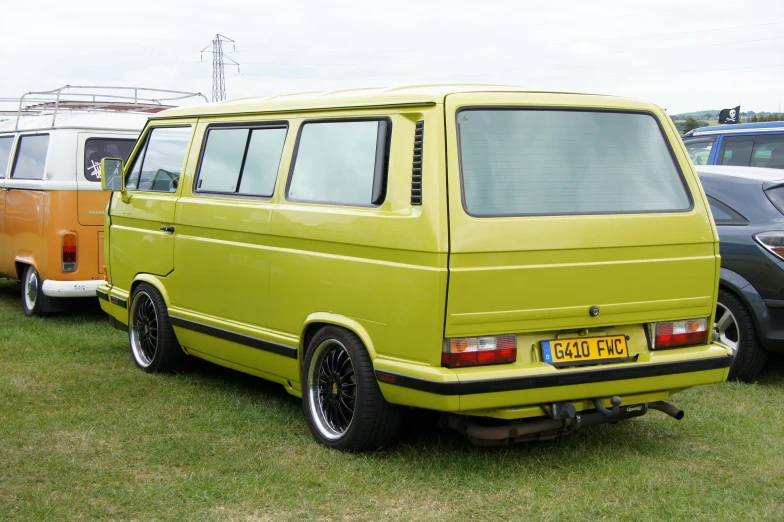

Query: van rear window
[457,109,691,216]
[84,139,135,182]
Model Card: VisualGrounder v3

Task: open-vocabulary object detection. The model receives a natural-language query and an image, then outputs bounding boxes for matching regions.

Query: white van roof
[0,85,207,134]
[0,112,148,133]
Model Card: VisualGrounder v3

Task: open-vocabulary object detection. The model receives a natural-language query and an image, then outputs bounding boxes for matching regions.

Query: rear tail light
[62,232,77,272]
[754,232,784,261]
[764,186,784,215]
[442,334,517,368]
[653,318,709,349]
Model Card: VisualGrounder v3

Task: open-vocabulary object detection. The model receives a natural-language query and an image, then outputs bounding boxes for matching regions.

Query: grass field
[1,279,783,521]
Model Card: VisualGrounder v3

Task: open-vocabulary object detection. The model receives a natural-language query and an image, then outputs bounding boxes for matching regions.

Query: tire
[128,283,184,373]
[716,288,767,381]
[302,326,402,451]
[21,265,43,317]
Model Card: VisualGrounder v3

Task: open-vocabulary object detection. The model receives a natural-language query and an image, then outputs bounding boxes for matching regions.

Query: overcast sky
[1,0,782,114]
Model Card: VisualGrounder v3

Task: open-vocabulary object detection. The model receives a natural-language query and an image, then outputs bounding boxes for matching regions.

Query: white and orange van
[0,86,206,315]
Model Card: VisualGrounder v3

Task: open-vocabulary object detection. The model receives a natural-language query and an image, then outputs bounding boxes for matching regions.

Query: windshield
[457,109,691,216]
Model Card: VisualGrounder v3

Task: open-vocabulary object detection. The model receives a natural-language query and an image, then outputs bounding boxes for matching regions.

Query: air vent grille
[411,120,424,205]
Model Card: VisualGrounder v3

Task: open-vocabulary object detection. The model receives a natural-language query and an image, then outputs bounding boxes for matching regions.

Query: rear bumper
[41,279,103,298]
[375,344,733,418]
[377,354,732,395]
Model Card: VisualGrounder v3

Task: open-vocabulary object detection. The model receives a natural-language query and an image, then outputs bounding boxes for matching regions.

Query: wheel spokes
[716,309,734,334]
[131,293,159,365]
[310,342,357,438]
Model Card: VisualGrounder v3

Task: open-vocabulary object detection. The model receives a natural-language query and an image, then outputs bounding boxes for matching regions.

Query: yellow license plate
[541,335,629,367]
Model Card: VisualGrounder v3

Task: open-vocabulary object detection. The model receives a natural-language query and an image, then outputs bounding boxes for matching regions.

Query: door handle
[160,225,175,233]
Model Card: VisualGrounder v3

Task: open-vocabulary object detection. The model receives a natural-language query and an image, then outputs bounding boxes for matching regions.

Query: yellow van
[0,86,205,315]
[98,86,734,450]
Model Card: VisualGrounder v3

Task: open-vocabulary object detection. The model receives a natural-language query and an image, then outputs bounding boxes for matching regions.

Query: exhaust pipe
[648,401,684,420]
[444,398,683,446]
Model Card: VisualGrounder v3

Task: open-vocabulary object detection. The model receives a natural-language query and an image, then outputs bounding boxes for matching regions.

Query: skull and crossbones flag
[719,106,741,124]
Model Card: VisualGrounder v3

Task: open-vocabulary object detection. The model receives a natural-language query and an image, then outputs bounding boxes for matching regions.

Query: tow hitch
[443,397,684,446]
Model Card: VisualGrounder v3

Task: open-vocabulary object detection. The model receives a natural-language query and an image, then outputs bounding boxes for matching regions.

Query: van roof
[152,84,655,119]
[0,111,148,134]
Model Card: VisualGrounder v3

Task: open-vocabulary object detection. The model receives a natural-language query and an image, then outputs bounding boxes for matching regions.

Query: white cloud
[1,0,782,113]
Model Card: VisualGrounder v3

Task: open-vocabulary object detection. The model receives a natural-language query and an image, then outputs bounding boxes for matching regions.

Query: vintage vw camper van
[98,86,734,450]
[0,86,206,315]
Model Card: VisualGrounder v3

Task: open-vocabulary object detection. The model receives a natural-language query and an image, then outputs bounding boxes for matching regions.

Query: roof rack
[2,85,208,130]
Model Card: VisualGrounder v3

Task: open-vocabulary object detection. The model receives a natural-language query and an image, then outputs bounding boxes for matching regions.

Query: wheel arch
[719,268,767,335]
[130,273,173,306]
[14,255,38,281]
[299,313,379,369]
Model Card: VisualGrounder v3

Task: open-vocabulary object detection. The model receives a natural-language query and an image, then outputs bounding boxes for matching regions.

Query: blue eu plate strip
[541,341,553,364]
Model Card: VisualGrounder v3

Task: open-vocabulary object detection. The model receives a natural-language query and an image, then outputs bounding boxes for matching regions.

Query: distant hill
[671,110,721,120]
[670,110,783,135]
[670,110,781,120]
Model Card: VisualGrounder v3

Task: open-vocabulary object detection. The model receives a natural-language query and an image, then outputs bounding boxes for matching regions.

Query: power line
[200,34,240,102]
[234,18,784,58]
[526,62,784,81]
[235,0,759,57]
[206,62,784,83]
[238,34,784,68]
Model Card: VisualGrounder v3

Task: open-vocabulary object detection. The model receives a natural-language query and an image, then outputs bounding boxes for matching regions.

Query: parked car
[683,121,784,168]
[0,86,206,316]
[97,86,733,450]
[697,165,784,380]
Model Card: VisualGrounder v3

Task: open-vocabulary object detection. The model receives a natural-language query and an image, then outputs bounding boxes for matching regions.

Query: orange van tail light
[62,232,77,272]
[442,335,517,368]
[653,318,709,349]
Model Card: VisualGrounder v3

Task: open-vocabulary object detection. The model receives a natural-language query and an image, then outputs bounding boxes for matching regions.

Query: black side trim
[169,316,297,359]
[375,355,734,396]
[110,296,127,308]
[411,120,424,205]
[96,289,109,301]
[764,299,784,309]
[109,316,128,333]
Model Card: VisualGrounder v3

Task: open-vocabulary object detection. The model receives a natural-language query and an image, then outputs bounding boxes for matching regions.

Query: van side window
[84,138,135,182]
[195,125,287,197]
[750,136,784,169]
[11,134,49,180]
[125,138,146,190]
[288,119,390,206]
[127,127,192,193]
[683,138,715,166]
[0,136,13,178]
[720,139,754,166]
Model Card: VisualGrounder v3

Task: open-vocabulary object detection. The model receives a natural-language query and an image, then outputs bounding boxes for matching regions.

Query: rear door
[443,92,718,340]
[108,123,195,292]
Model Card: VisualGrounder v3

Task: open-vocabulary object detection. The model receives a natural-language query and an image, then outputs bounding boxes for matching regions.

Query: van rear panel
[437,92,723,410]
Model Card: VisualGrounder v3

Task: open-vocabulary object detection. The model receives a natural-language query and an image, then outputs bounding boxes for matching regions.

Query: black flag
[718,106,741,124]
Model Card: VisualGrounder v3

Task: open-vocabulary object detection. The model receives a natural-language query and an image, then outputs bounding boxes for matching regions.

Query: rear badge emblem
[589,306,600,317]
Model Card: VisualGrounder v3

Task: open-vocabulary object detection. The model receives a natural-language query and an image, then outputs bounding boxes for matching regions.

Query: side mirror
[101,158,124,191]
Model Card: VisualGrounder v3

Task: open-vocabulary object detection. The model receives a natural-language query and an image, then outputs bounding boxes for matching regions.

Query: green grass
[1,279,783,521]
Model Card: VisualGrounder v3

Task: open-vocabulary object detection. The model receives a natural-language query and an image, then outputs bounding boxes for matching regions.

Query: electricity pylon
[201,34,240,102]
